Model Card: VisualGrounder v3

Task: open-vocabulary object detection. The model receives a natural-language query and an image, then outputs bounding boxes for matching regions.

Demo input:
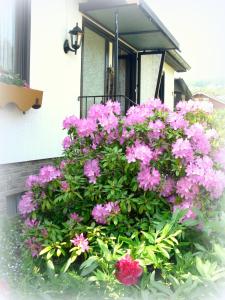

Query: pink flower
[172,138,194,161]
[24,218,39,228]
[125,106,153,126]
[173,200,197,222]
[105,201,120,215]
[185,123,211,155]
[18,191,37,216]
[25,175,40,189]
[137,166,161,191]
[60,160,70,169]
[126,142,153,165]
[176,100,213,115]
[39,165,61,184]
[88,103,107,120]
[26,237,42,257]
[60,181,69,191]
[160,177,176,197]
[92,201,120,224]
[92,204,110,224]
[84,159,100,184]
[77,118,97,137]
[105,100,121,115]
[115,255,143,286]
[41,228,48,238]
[70,212,83,222]
[99,113,118,133]
[70,233,89,252]
[63,115,79,129]
[167,112,188,130]
[214,147,225,170]
[148,119,165,139]
[176,177,199,202]
[62,136,72,149]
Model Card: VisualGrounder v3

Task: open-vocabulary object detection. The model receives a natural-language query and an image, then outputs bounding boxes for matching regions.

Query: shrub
[16,99,225,296]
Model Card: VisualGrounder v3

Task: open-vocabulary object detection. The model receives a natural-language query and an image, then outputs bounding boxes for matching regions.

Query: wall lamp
[63,22,83,55]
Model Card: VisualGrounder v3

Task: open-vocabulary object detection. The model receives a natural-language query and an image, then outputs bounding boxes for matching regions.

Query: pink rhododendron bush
[16,99,225,298]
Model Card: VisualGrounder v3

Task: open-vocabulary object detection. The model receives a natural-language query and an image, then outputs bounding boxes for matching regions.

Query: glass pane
[0,0,15,72]
[140,54,162,103]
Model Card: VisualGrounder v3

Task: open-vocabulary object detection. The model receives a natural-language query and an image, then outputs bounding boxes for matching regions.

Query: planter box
[0,82,43,113]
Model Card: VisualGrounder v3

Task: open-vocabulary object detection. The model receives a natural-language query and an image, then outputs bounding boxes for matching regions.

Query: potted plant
[0,70,43,113]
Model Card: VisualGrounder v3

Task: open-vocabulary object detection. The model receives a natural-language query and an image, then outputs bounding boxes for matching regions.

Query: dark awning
[175,78,192,99]
[79,0,180,51]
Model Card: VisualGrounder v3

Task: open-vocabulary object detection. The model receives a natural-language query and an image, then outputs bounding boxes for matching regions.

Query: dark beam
[114,10,119,96]
[119,29,160,36]
[154,51,165,99]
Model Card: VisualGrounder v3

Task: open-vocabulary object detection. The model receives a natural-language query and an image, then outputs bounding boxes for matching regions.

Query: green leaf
[47,259,55,271]
[81,261,99,276]
[39,246,52,256]
[97,239,110,258]
[47,249,55,260]
[157,245,170,259]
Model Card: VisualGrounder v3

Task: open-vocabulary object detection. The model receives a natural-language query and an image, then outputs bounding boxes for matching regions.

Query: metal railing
[78,95,137,118]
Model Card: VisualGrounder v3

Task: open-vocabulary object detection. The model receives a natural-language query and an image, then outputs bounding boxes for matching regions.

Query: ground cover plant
[1,99,225,299]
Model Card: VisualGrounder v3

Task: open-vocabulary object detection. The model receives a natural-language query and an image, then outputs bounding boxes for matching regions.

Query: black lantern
[64,23,83,54]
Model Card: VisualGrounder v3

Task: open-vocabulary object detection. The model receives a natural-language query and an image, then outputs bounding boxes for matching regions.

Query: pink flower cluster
[137,166,161,191]
[176,100,213,114]
[185,123,211,155]
[172,138,193,162]
[25,218,39,228]
[84,159,100,183]
[26,165,61,188]
[62,136,72,149]
[26,237,42,257]
[126,142,153,165]
[160,177,176,197]
[148,119,165,139]
[70,233,89,252]
[70,212,83,222]
[92,201,120,224]
[18,191,37,216]
[167,112,188,130]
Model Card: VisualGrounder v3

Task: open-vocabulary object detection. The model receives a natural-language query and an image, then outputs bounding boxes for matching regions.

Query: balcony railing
[78,95,137,118]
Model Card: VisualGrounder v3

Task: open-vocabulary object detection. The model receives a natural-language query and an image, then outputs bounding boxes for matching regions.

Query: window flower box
[0,82,43,113]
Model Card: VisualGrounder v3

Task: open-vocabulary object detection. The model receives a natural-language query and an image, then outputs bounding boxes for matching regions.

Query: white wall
[163,62,175,110]
[140,56,176,109]
[0,0,82,164]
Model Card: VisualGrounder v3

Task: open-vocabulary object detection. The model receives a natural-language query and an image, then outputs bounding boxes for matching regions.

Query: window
[0,0,31,82]
[6,192,23,216]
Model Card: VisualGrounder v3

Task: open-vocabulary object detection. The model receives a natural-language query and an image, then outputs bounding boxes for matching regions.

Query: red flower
[115,254,143,285]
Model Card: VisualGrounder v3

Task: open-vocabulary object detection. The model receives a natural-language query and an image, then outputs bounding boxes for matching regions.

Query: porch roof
[79,0,180,51]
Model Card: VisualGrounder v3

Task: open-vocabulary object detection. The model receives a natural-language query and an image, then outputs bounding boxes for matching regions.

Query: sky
[146,0,225,85]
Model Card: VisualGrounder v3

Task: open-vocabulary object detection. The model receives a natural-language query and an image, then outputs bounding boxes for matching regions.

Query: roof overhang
[175,78,192,99]
[166,50,191,72]
[79,0,180,51]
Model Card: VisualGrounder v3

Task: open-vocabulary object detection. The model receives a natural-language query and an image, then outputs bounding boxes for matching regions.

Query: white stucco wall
[163,62,175,110]
[0,0,82,164]
[140,56,175,109]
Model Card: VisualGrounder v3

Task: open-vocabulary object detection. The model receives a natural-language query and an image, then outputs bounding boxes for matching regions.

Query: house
[192,92,225,110]
[174,78,192,107]
[0,0,190,215]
